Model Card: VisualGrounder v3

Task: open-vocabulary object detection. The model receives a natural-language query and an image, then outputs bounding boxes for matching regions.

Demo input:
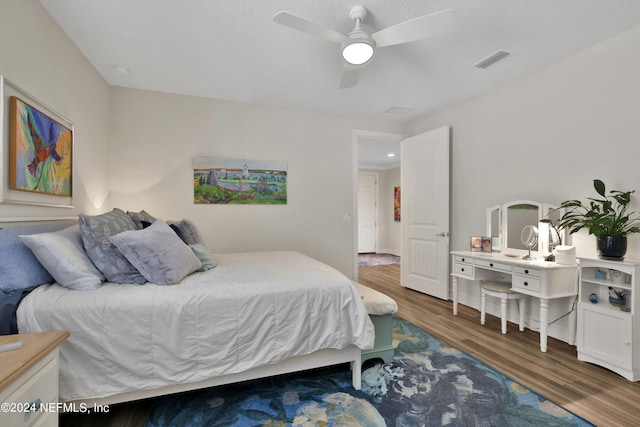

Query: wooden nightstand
[0,331,69,427]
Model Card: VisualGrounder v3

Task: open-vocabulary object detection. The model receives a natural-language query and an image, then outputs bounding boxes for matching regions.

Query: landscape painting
[194,157,287,204]
[9,96,73,197]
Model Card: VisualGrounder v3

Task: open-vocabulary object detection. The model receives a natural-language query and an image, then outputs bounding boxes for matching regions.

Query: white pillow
[19,225,105,290]
[108,219,202,285]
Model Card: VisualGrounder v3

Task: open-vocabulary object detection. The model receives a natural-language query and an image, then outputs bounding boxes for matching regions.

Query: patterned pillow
[78,208,147,285]
[108,220,202,285]
[127,210,157,229]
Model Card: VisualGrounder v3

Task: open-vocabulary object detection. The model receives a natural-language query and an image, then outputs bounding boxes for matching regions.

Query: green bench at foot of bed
[352,281,398,365]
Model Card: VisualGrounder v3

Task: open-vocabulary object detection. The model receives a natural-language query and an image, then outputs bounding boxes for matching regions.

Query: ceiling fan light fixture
[342,39,374,65]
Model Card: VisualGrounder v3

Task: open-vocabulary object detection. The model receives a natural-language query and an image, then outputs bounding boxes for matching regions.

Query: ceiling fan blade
[372,9,455,48]
[273,11,347,44]
[339,64,361,89]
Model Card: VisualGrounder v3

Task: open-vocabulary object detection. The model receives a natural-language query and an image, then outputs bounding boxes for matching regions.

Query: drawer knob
[523,281,529,286]
[461,258,465,262]
[524,269,529,274]
[461,268,465,272]
[490,263,494,267]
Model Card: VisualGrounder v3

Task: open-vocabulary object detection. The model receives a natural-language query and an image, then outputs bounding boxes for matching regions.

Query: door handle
[435,232,449,237]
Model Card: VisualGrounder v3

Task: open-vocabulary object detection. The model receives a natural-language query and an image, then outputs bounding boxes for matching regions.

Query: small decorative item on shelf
[607,286,629,311]
[589,293,599,304]
[556,179,640,261]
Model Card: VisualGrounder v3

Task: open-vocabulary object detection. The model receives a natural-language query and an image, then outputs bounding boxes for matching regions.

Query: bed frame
[1,217,363,407]
[70,346,362,406]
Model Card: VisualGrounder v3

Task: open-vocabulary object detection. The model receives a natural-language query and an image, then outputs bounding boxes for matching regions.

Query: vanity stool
[352,281,398,364]
[480,281,525,334]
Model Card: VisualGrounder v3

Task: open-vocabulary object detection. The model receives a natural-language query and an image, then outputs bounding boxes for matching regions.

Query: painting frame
[193,157,287,205]
[394,186,401,221]
[1,75,75,208]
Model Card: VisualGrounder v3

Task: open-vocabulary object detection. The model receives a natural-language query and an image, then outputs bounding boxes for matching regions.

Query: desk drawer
[453,255,472,265]
[454,263,474,277]
[475,259,512,273]
[514,266,541,277]
[512,274,541,292]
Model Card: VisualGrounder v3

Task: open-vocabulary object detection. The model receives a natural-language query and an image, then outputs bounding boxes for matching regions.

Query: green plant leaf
[593,179,606,197]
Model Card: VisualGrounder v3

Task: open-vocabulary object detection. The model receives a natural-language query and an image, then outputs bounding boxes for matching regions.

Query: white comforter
[18,251,374,401]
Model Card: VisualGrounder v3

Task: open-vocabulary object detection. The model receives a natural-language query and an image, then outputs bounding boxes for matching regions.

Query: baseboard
[377,248,401,256]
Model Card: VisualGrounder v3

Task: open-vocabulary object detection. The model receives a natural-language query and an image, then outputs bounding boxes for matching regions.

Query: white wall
[0,0,111,219]
[108,87,406,277]
[410,25,640,342]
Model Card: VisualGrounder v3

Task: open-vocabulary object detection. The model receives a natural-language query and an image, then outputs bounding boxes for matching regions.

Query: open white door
[401,126,450,299]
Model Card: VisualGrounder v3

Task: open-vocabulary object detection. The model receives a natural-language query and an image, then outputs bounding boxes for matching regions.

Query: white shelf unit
[577,257,640,381]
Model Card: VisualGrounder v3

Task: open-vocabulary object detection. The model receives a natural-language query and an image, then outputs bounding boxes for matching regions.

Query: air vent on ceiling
[474,50,511,69]
[383,105,413,116]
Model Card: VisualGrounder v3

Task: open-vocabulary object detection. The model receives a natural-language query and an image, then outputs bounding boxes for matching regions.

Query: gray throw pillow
[79,208,147,285]
[108,219,202,285]
[127,210,157,229]
[167,219,208,247]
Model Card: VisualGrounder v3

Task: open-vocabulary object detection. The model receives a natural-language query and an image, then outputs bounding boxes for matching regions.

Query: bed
[1,213,374,406]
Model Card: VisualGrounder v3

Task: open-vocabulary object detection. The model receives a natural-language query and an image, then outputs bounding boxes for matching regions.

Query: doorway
[353,127,451,301]
[353,130,404,281]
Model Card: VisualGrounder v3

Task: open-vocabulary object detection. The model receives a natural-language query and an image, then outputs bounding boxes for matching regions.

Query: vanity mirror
[486,200,564,257]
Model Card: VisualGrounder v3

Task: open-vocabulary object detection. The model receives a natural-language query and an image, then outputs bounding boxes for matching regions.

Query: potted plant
[556,179,640,260]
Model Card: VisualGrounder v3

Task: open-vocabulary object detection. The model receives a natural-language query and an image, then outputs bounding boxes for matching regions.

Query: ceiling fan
[273,6,455,89]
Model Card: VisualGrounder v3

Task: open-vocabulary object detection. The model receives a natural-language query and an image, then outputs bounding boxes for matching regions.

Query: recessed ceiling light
[387,153,396,157]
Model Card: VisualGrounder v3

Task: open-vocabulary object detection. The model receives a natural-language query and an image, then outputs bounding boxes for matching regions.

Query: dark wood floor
[358,263,640,427]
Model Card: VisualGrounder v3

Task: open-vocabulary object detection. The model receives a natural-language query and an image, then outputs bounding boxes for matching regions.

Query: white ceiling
[358,136,402,170]
[39,0,640,168]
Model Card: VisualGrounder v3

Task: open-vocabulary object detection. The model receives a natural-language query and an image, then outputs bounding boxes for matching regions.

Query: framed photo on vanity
[482,237,492,253]
[470,236,483,252]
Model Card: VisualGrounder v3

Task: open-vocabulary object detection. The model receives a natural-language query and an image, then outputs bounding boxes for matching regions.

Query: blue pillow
[0,222,76,292]
[189,244,219,271]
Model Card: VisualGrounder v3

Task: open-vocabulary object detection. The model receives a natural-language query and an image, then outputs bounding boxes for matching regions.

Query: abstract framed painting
[193,157,287,205]
[10,96,72,197]
[394,186,401,221]
[0,75,74,208]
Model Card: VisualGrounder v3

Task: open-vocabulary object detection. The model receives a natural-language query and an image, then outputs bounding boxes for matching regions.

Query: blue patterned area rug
[145,316,593,426]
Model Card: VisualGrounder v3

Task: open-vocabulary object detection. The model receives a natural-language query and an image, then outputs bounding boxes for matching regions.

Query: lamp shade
[342,40,374,65]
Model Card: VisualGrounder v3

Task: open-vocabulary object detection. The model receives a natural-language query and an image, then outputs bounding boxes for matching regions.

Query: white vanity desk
[451,250,578,352]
